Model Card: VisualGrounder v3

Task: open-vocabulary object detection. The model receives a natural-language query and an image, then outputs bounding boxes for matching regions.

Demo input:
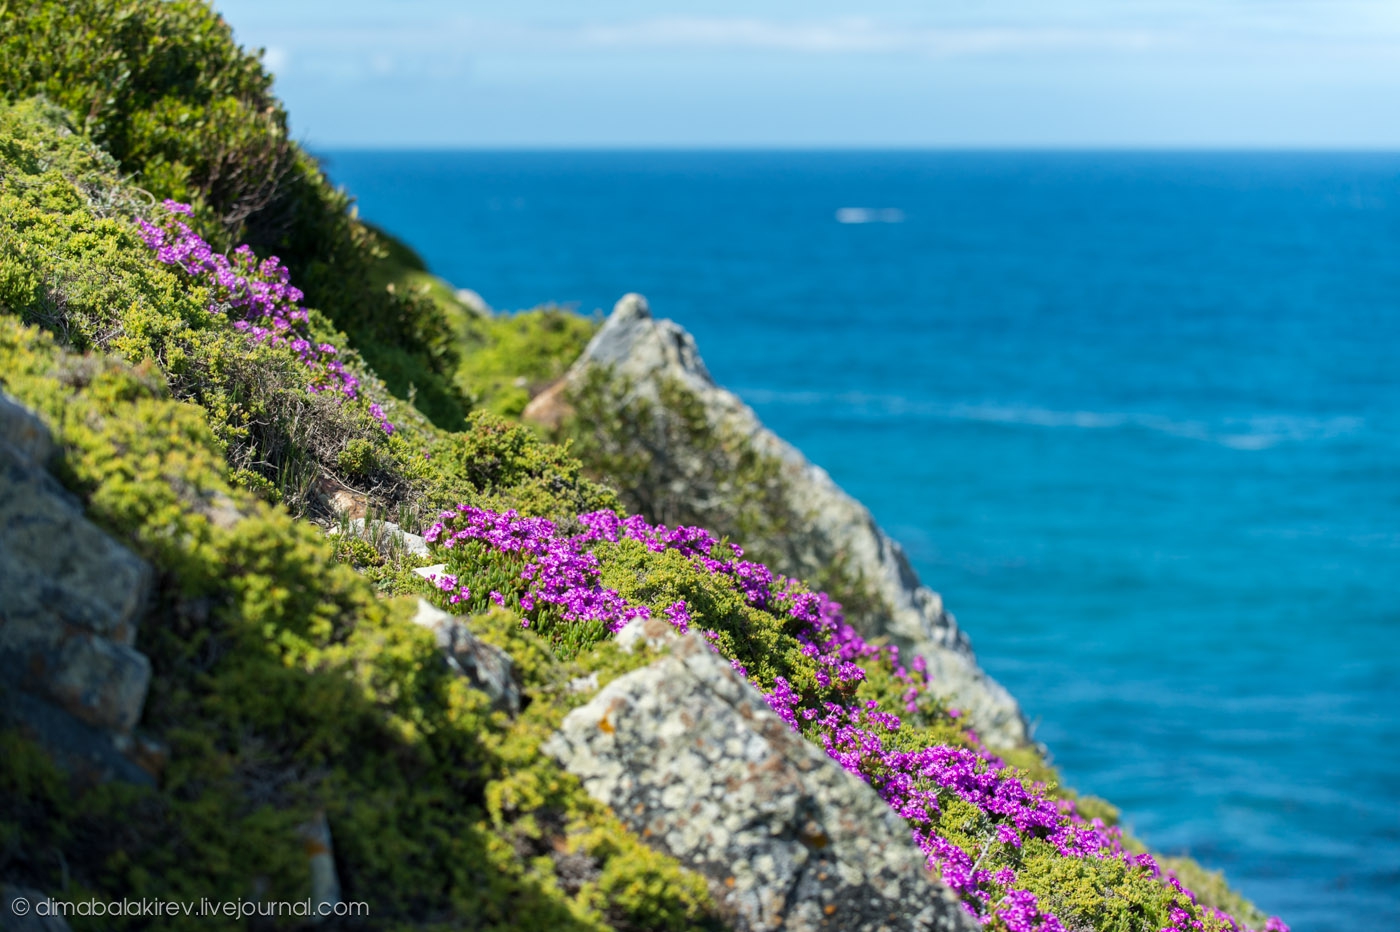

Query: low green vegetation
[363,221,597,419]
[0,3,1273,930]
[456,307,597,418]
[560,367,888,627]
[0,0,467,428]
[562,369,795,545]
[0,98,716,929]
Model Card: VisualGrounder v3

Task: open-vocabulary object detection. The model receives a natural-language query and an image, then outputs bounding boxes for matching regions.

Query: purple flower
[997,889,1066,932]
[664,599,692,633]
[419,503,1282,932]
[140,202,395,431]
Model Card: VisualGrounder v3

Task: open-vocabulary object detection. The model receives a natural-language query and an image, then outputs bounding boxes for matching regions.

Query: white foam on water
[737,388,1364,451]
[836,207,905,224]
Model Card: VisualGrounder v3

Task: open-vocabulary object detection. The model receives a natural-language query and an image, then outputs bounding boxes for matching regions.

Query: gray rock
[0,399,153,739]
[195,490,244,531]
[44,633,151,733]
[5,691,154,785]
[297,811,342,923]
[454,288,492,317]
[411,600,521,715]
[544,634,978,932]
[0,391,53,466]
[0,450,151,648]
[331,517,430,558]
[613,613,679,655]
[1,886,71,932]
[530,295,1028,748]
[0,392,154,780]
[567,672,600,694]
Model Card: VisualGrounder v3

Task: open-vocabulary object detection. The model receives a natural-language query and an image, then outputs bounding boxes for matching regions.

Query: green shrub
[363,222,598,421]
[456,307,598,418]
[0,0,288,230]
[0,96,714,928]
[0,5,1273,927]
[1161,857,1269,930]
[0,313,720,930]
[1,100,412,518]
[337,437,379,479]
[421,410,618,520]
[0,0,468,428]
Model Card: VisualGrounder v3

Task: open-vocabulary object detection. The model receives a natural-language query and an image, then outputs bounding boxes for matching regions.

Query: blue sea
[322,151,1400,931]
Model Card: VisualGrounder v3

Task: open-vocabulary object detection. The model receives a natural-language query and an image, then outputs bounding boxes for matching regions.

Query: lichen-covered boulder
[544,634,978,932]
[528,294,1028,748]
[613,613,680,655]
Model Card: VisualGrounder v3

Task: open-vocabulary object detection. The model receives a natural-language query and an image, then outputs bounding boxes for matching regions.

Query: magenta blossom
[139,201,395,434]
[423,505,1287,932]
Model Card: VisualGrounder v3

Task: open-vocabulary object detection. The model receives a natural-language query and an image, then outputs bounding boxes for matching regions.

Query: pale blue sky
[214,1,1400,148]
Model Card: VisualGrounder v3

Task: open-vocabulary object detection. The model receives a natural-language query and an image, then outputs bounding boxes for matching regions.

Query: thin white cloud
[571,17,1165,56]
[240,11,1400,83]
[241,16,1169,58]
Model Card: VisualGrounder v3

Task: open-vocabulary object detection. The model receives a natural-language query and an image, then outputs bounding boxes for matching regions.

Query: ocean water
[321,151,1400,930]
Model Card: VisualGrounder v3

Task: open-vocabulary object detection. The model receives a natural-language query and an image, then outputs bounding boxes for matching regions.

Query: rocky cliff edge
[527,295,1030,749]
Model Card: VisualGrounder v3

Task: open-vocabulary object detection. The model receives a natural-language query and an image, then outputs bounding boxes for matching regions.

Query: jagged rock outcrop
[0,391,155,784]
[527,295,1029,748]
[544,633,977,932]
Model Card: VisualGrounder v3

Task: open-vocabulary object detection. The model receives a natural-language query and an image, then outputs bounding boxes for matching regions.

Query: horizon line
[309,143,1400,155]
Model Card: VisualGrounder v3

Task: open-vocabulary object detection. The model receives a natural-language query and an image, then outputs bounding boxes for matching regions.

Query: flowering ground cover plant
[119,171,1285,932]
[423,505,1290,932]
[0,75,1282,930]
[138,200,395,433]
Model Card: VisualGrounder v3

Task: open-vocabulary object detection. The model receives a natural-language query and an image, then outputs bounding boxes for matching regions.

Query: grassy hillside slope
[0,4,1278,931]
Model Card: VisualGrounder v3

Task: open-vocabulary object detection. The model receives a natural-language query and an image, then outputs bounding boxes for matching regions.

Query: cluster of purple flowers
[423,506,649,630]
[424,504,1289,932]
[137,201,394,434]
[997,888,1067,932]
[429,572,471,605]
[126,191,1286,931]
